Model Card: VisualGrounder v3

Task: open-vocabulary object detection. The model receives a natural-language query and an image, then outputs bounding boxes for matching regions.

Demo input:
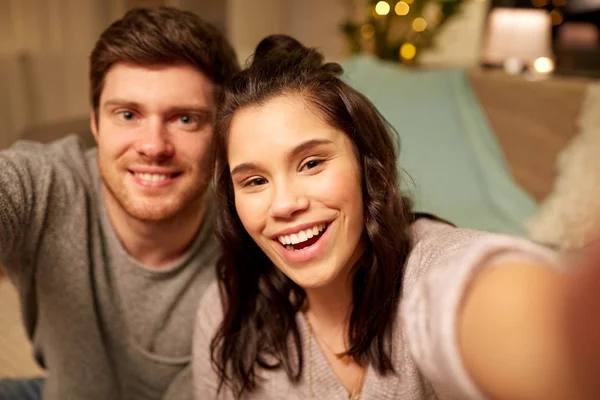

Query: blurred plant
[340,0,466,64]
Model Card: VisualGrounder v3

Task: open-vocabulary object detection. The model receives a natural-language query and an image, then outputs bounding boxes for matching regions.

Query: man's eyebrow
[102,99,213,114]
[168,106,213,116]
[103,99,140,109]
[229,139,333,178]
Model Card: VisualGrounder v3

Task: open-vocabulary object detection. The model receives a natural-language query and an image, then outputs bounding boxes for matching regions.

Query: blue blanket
[342,56,537,235]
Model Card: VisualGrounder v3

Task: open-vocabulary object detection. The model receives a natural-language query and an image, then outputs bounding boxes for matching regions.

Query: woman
[193,35,597,399]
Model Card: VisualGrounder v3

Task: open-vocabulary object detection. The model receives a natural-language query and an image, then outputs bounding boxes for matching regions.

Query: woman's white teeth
[278,223,326,246]
[135,173,170,182]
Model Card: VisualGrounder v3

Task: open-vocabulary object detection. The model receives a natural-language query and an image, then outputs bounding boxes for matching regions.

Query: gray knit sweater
[0,135,219,400]
[193,219,560,399]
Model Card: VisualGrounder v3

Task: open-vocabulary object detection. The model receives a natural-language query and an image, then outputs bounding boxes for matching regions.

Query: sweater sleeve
[0,136,88,278]
[401,220,563,399]
[193,281,235,400]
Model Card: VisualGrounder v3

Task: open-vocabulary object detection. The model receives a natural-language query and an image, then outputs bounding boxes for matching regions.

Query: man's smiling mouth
[132,172,181,182]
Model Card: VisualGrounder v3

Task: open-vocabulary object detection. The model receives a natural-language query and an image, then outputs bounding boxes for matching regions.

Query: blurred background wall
[0,0,127,149]
[3,0,591,150]
[0,0,228,149]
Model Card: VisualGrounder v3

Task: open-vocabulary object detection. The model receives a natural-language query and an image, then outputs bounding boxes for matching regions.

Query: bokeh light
[400,42,416,60]
[375,1,391,16]
[395,1,410,15]
[412,17,427,32]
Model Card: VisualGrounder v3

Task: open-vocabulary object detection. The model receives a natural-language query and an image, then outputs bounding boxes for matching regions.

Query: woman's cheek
[236,193,269,232]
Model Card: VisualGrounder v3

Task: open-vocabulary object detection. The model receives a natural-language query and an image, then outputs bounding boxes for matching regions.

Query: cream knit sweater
[193,219,560,399]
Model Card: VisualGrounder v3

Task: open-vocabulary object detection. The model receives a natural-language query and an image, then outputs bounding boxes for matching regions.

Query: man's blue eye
[179,115,198,125]
[122,111,134,120]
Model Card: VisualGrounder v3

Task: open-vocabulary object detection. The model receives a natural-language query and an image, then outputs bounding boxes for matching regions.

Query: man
[0,7,239,400]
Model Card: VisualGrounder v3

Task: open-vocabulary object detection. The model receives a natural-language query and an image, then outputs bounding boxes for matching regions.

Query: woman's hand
[459,242,600,400]
[459,261,573,400]
[564,240,600,399]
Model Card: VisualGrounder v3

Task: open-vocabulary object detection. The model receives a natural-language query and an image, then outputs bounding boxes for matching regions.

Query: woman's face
[227,94,365,289]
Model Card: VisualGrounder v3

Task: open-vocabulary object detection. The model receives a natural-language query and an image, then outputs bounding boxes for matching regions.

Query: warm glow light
[503,57,523,75]
[482,9,553,67]
[405,0,414,4]
[533,56,555,73]
[400,42,416,60]
[412,17,427,32]
[375,1,391,15]
[550,8,563,25]
[361,24,375,39]
[531,0,549,7]
[552,0,567,6]
[395,1,410,15]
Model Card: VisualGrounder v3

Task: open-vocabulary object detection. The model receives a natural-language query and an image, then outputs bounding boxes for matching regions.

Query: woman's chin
[285,267,340,291]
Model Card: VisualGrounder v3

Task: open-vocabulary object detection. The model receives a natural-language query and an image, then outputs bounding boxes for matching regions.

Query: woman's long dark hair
[210,34,414,398]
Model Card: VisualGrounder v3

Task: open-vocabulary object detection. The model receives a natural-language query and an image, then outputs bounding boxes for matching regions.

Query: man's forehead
[100,63,216,109]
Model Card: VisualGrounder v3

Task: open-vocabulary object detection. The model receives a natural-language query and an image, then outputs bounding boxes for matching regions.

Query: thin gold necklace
[306,318,366,400]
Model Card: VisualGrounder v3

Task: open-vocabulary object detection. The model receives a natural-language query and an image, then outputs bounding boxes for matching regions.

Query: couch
[0,62,592,378]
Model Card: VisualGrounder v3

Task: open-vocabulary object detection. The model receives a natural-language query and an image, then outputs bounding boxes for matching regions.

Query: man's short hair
[90,7,240,114]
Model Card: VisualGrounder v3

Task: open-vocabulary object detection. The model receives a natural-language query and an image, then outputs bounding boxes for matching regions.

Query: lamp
[481,8,553,73]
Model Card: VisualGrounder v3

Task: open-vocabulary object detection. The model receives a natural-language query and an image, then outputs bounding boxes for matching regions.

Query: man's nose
[135,120,174,161]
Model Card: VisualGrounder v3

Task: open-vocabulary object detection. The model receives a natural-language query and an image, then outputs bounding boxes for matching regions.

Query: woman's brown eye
[245,177,267,187]
[303,159,324,170]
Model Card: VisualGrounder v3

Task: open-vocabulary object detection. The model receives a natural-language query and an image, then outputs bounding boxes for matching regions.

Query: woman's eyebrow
[230,162,260,177]
[287,139,333,161]
[230,138,333,177]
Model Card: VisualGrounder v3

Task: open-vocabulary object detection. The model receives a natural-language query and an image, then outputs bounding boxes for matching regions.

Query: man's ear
[90,110,99,142]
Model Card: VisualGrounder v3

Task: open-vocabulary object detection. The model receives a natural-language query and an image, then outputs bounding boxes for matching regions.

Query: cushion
[527,82,600,249]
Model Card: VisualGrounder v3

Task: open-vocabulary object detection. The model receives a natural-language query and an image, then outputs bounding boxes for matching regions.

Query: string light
[550,8,563,25]
[412,17,427,31]
[395,1,410,15]
[375,1,391,15]
[340,0,467,65]
[361,24,375,39]
[400,42,416,60]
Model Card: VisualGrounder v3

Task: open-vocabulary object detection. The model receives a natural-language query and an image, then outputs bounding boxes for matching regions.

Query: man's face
[91,63,216,222]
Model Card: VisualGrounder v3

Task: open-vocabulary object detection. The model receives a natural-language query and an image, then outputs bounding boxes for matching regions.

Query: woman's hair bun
[250,34,342,76]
